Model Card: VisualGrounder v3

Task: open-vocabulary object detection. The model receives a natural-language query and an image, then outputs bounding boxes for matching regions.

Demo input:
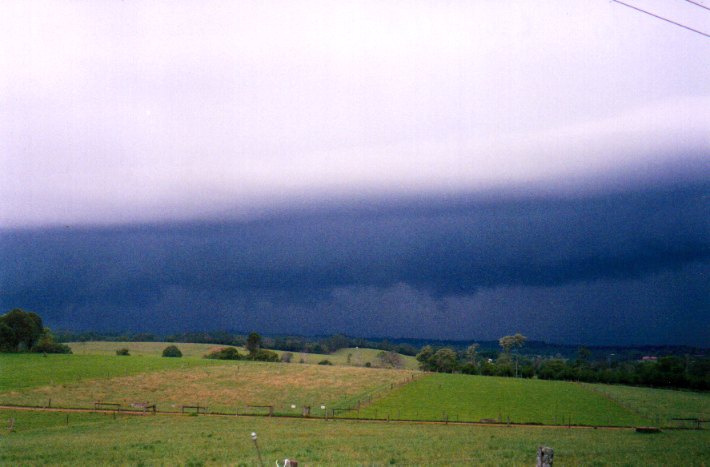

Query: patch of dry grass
[2,359,414,414]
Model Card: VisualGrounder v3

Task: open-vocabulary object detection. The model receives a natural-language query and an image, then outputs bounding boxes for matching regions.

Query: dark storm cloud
[1,181,708,344]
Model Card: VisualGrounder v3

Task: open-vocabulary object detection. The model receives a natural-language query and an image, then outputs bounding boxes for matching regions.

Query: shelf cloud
[1,1,708,344]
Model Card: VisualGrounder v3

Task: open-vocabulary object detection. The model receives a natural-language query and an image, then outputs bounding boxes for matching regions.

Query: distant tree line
[0,309,71,354]
[204,332,279,362]
[43,324,709,390]
[56,329,702,362]
[416,335,710,391]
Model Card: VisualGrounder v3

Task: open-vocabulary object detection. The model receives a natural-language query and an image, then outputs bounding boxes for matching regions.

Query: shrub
[460,362,477,375]
[162,345,183,358]
[31,330,72,354]
[32,340,72,354]
[377,350,404,368]
[116,348,130,356]
[204,347,241,360]
[248,349,279,362]
[281,351,293,363]
[318,359,333,365]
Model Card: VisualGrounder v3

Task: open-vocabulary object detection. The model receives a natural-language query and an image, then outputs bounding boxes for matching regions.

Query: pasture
[66,341,226,358]
[581,382,710,424]
[0,353,413,414]
[2,409,709,465]
[350,373,654,426]
[66,342,418,368]
[2,349,709,464]
[0,353,222,392]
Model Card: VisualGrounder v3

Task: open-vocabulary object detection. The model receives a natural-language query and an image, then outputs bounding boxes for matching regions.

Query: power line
[611,0,710,39]
[684,0,710,13]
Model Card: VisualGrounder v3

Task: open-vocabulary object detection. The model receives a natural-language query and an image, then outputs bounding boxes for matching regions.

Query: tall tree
[432,348,459,373]
[499,333,526,377]
[499,333,526,353]
[465,343,480,365]
[0,309,44,352]
[246,332,262,355]
[416,345,435,371]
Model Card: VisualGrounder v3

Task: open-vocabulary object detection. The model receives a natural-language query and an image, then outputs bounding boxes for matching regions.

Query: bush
[460,362,477,375]
[31,330,72,354]
[204,347,241,360]
[318,359,333,365]
[377,350,404,368]
[248,349,279,362]
[281,351,293,363]
[32,340,72,354]
[116,348,130,356]
[162,345,183,358]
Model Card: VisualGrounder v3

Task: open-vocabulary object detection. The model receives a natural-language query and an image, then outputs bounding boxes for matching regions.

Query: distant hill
[55,329,706,362]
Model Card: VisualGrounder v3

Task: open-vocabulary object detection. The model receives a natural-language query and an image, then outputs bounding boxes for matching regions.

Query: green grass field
[351,373,655,426]
[0,353,413,414]
[66,341,228,358]
[2,409,709,465]
[66,342,418,368]
[581,382,710,427]
[3,349,709,464]
[0,353,222,392]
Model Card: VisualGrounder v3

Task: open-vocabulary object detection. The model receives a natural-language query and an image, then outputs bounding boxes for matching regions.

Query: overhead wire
[611,0,710,38]
[683,0,710,13]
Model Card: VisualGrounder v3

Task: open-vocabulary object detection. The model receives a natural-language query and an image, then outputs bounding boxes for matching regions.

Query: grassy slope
[0,353,221,392]
[66,342,418,368]
[1,354,413,413]
[67,341,228,358]
[2,409,709,465]
[581,382,710,425]
[353,373,652,426]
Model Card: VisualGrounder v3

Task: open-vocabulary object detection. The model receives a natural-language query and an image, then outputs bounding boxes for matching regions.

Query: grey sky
[1,0,708,227]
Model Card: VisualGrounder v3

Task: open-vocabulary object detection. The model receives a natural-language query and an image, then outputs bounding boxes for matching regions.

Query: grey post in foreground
[537,446,554,466]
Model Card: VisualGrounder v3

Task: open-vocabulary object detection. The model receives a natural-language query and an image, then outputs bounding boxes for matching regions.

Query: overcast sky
[1,1,708,345]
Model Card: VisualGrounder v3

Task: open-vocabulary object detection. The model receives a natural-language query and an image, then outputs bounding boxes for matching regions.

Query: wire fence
[2,400,705,430]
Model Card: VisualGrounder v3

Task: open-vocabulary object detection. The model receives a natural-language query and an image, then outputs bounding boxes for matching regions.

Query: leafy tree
[162,345,183,357]
[499,333,526,353]
[324,334,350,353]
[432,348,459,373]
[499,333,526,377]
[465,343,480,365]
[460,362,477,375]
[377,350,404,368]
[246,332,262,355]
[31,329,71,354]
[575,346,592,367]
[0,309,44,352]
[416,345,435,371]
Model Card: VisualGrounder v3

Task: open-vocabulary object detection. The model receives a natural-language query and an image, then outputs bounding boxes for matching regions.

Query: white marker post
[251,432,263,467]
